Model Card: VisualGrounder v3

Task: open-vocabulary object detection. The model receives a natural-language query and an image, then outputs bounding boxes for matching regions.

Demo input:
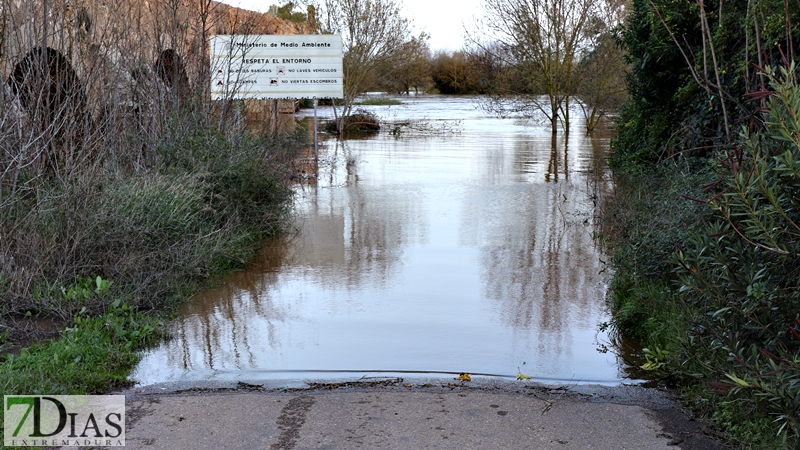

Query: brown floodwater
[133,96,635,386]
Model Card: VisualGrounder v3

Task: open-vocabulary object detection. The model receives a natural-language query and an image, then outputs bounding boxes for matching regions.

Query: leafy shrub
[674,65,800,444]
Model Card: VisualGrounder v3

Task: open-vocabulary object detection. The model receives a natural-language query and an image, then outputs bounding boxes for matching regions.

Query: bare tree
[311,0,411,131]
[473,0,598,133]
[574,0,629,131]
[574,34,627,131]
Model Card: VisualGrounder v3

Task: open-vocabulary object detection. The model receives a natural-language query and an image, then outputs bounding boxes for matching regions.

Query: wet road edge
[121,378,729,449]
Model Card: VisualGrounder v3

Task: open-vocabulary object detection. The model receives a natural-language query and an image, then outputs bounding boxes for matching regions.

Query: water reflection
[133,97,622,385]
[461,126,613,375]
[165,248,294,373]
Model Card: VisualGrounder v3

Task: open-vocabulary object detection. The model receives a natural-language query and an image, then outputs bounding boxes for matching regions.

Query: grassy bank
[603,161,712,350]
[0,303,161,395]
[0,116,306,402]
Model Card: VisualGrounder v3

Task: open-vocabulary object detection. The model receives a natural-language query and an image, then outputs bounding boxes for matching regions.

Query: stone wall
[0,0,310,135]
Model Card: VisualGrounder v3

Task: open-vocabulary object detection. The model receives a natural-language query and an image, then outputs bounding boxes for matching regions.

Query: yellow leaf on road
[458,373,471,382]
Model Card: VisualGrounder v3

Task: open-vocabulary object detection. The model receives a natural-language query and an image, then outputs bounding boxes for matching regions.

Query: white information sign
[210,34,343,100]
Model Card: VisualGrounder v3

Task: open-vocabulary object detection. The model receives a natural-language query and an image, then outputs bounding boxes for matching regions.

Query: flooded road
[133,96,624,385]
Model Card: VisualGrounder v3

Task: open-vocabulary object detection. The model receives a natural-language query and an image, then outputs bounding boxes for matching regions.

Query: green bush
[674,65,800,444]
[609,0,800,445]
[612,0,800,169]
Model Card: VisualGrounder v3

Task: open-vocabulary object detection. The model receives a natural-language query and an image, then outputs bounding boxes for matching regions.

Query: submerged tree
[473,0,600,133]
[311,0,411,132]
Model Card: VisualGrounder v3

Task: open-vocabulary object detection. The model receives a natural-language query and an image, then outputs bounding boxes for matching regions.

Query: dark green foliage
[612,0,800,169]
[612,0,698,167]
[609,1,800,445]
[272,2,307,23]
[674,67,800,443]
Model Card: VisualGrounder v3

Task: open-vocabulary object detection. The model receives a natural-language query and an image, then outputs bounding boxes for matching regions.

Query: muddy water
[133,96,626,385]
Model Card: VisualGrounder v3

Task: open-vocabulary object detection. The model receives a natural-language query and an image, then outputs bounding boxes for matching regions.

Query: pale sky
[215,0,483,51]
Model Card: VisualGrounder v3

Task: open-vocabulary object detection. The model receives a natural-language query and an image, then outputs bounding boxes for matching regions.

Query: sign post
[314,99,319,167]
[210,34,343,172]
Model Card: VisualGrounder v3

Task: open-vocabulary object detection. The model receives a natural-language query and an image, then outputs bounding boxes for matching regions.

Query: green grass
[354,97,402,106]
[0,304,162,447]
[0,304,160,397]
[609,276,690,352]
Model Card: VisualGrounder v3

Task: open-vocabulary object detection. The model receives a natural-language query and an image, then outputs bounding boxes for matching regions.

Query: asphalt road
[115,378,730,450]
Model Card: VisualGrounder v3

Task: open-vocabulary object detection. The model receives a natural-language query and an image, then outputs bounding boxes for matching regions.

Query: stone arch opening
[154,49,190,103]
[7,47,92,171]
[8,47,86,116]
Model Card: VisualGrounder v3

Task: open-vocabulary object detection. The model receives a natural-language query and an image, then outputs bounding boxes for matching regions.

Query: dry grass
[0,0,309,333]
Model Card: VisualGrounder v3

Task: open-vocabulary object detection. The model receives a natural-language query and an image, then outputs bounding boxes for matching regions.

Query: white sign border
[210,34,343,100]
